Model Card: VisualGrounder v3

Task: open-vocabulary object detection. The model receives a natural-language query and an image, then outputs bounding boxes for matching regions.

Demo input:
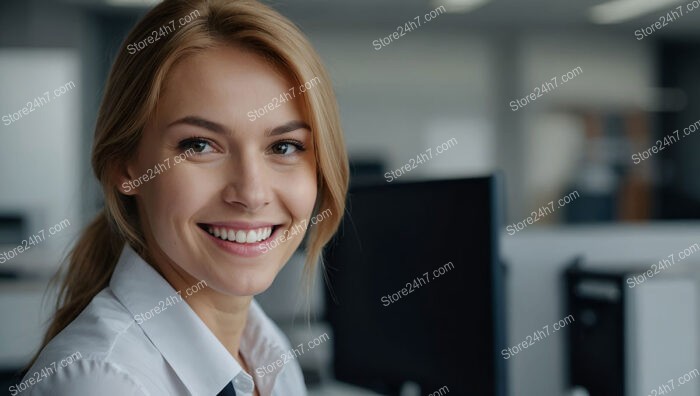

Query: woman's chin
[215,273,277,297]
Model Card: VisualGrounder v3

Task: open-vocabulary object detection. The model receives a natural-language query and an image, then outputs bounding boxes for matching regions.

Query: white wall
[307,30,498,180]
[0,280,55,369]
[0,49,82,274]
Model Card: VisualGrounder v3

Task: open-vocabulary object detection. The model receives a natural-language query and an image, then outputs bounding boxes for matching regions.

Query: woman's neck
[146,243,253,361]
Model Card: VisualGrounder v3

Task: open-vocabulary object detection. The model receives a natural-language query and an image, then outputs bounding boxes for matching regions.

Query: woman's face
[119,46,317,296]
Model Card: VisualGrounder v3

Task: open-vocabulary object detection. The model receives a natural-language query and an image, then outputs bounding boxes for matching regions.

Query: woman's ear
[113,161,139,196]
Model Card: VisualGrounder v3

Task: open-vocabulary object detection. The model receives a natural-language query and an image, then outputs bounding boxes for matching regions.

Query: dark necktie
[217,381,237,396]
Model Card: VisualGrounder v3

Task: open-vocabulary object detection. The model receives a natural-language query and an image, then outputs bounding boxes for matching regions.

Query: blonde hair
[33,0,348,363]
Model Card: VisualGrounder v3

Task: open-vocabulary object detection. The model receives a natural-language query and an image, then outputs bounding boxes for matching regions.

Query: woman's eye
[178,138,214,154]
[271,140,305,156]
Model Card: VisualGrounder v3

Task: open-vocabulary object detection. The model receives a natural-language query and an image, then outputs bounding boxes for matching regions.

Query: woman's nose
[221,154,272,212]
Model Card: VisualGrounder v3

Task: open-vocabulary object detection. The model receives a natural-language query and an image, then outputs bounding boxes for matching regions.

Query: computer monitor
[324,175,506,396]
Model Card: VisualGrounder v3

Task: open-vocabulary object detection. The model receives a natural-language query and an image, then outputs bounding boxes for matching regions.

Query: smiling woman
[22,1,349,395]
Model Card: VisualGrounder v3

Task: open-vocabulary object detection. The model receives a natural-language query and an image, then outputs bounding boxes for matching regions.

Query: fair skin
[117,45,317,393]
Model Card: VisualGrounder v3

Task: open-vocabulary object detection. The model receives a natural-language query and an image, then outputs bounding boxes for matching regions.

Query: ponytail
[26,211,124,370]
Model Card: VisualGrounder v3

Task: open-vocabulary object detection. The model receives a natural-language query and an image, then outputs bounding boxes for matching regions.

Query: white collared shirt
[20,245,307,396]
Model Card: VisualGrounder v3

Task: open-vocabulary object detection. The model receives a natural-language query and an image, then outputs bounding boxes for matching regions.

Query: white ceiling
[69,0,700,37]
[281,0,700,33]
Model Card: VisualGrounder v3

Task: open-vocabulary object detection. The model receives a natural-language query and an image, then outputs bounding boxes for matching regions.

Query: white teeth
[246,230,256,243]
[234,230,245,243]
[205,225,274,244]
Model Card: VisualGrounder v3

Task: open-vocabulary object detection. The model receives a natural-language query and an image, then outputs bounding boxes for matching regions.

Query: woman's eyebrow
[167,116,229,134]
[266,120,311,137]
[166,116,310,136]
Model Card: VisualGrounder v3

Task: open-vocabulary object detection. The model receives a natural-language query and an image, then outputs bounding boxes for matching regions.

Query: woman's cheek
[147,169,210,229]
[284,167,317,219]
[156,162,216,197]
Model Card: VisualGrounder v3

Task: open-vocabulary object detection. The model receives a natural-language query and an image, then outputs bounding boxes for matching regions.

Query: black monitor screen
[324,176,506,396]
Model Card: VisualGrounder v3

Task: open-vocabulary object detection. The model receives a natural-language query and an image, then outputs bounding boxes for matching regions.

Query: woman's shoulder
[20,288,160,395]
[40,287,149,361]
[19,357,150,396]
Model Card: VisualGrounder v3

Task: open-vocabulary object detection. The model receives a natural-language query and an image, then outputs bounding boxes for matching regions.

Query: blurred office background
[2,0,700,395]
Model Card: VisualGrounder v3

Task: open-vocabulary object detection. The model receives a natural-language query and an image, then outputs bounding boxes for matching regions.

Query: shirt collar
[241,301,292,395]
[109,244,289,396]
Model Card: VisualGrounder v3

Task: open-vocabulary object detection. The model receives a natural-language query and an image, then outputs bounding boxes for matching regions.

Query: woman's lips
[197,223,281,258]
[204,224,274,243]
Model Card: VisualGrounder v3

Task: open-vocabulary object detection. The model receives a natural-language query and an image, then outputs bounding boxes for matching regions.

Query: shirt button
[233,373,255,393]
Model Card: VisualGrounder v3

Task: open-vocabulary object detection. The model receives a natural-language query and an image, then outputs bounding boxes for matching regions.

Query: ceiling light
[435,0,491,14]
[105,0,160,7]
[590,0,683,24]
